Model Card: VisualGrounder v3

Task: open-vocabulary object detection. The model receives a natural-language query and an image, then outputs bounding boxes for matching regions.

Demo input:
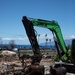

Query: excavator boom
[22,16,70,61]
[29,17,67,53]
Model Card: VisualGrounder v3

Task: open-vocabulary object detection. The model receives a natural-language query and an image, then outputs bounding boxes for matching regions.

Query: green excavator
[22,16,75,75]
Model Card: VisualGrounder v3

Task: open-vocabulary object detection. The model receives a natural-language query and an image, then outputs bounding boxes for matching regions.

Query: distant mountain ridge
[0,39,72,49]
[40,39,72,46]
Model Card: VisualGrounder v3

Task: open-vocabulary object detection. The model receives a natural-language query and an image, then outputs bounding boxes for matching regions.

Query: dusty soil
[0,56,75,75]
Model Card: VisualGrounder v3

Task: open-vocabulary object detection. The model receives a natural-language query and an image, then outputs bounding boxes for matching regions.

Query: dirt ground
[0,55,75,75]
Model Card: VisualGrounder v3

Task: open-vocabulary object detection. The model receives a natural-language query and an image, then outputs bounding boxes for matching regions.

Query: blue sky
[0,0,75,45]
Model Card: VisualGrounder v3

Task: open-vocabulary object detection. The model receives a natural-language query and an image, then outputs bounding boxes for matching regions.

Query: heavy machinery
[22,16,75,75]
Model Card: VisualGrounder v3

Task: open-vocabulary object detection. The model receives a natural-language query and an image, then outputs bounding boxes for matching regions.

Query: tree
[45,34,48,48]
[9,40,15,49]
[67,44,71,50]
[3,45,8,49]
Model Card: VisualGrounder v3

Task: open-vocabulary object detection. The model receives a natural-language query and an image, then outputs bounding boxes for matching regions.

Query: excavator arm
[22,16,70,62]
[22,16,42,63]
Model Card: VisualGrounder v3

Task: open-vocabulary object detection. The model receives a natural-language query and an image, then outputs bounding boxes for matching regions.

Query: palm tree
[49,39,51,48]
[38,34,40,44]
[45,34,48,48]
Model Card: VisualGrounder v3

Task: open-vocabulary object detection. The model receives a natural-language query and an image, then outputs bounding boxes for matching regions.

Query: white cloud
[64,35,75,40]
[1,34,53,42]
[70,35,75,39]
[2,38,12,40]
[2,37,27,41]
[1,35,75,41]
[1,34,75,45]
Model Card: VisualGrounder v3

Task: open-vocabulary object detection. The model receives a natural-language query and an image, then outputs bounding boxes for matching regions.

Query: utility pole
[45,34,48,48]
[49,39,51,49]
[37,34,40,44]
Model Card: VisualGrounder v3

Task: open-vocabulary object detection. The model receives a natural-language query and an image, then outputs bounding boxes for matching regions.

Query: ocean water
[1,44,55,49]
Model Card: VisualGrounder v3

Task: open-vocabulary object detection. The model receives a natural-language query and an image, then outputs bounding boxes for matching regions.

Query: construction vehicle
[22,16,75,75]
